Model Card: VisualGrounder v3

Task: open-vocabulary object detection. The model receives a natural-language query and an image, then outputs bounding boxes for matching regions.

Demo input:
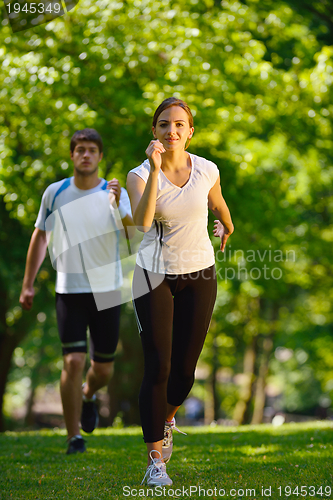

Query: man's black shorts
[55,292,121,363]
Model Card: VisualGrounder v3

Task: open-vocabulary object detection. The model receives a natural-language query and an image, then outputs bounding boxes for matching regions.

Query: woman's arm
[126,140,165,232]
[126,171,159,232]
[208,176,234,252]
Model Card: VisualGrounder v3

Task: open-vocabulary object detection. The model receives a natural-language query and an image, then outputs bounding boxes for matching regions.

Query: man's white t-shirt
[35,177,131,294]
[129,153,219,275]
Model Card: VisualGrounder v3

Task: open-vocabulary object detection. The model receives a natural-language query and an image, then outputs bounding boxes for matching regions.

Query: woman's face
[153,106,194,151]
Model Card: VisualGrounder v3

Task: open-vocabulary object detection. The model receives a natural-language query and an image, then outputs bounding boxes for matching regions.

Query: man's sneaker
[141,450,172,486]
[81,395,99,433]
[66,436,86,455]
[162,417,187,463]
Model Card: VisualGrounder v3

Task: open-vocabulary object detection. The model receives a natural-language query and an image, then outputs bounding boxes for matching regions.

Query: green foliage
[0,0,332,425]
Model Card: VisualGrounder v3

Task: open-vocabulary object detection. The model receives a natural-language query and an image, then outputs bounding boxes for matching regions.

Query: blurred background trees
[0,0,332,430]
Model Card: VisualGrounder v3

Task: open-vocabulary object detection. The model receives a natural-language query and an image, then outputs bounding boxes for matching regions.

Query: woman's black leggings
[132,264,217,443]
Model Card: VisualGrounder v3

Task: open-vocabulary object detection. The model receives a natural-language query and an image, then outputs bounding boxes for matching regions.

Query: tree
[0,0,332,428]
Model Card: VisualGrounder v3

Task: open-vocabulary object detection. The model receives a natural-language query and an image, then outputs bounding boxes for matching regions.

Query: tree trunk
[24,386,36,428]
[0,334,17,431]
[107,366,120,425]
[0,280,40,431]
[204,375,215,424]
[0,278,24,431]
[204,336,219,424]
[251,336,273,425]
[232,336,257,425]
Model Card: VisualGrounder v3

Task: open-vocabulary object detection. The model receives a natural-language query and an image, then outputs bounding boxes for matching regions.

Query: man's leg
[83,290,121,400]
[83,360,114,399]
[60,352,86,439]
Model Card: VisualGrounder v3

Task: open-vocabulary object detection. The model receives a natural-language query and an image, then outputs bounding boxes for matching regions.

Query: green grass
[0,422,332,499]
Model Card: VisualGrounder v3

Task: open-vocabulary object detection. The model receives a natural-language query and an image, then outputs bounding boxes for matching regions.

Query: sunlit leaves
[0,0,332,422]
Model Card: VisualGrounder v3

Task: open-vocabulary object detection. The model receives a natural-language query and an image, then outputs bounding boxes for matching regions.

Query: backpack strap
[46,177,72,219]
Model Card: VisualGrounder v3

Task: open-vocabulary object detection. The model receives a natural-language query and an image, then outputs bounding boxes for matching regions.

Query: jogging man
[19,128,133,454]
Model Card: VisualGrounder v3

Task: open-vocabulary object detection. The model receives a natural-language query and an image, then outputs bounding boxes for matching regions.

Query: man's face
[70,141,103,176]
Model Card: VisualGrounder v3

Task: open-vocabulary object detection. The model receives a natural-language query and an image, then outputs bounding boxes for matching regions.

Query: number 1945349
[6,2,62,14]
[278,486,331,497]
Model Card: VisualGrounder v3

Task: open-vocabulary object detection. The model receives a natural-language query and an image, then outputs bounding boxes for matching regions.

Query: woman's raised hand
[213,220,230,253]
[145,140,166,172]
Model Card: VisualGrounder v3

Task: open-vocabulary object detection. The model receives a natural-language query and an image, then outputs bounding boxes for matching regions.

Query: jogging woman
[127,97,234,486]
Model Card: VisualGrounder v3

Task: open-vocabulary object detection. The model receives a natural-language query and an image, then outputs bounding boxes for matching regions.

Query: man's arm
[120,213,136,240]
[107,179,136,238]
[19,228,48,310]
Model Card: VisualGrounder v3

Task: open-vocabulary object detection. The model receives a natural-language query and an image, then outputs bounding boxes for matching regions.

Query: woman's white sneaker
[162,418,187,463]
[141,450,173,486]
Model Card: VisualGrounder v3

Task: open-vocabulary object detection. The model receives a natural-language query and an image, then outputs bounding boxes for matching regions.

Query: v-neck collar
[160,153,194,190]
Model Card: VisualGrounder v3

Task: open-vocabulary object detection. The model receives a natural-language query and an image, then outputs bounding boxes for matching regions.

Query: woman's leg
[132,266,174,462]
[166,403,180,422]
[167,266,217,408]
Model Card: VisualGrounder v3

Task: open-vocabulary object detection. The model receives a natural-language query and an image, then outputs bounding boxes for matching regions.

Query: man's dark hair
[70,128,103,154]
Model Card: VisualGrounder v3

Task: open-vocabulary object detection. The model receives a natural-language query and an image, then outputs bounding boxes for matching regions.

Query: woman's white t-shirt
[129,153,219,275]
